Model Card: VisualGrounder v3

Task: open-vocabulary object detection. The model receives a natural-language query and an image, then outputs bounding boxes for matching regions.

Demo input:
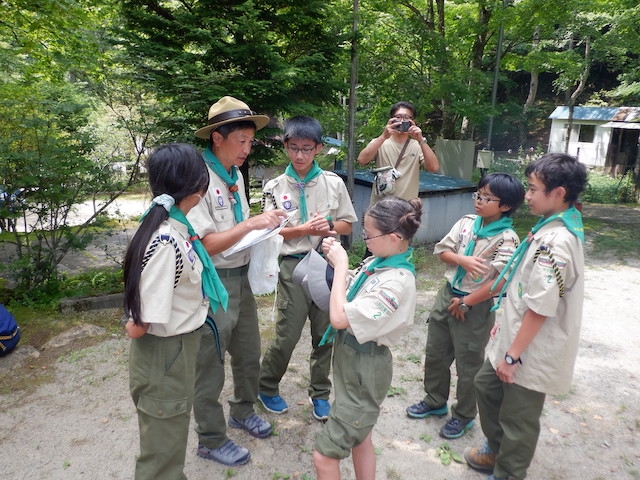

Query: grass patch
[584,217,640,261]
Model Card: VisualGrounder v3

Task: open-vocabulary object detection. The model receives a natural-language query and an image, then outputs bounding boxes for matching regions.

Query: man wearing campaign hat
[188,96,286,467]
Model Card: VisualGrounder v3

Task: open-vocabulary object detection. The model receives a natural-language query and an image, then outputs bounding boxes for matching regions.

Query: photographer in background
[357,101,439,205]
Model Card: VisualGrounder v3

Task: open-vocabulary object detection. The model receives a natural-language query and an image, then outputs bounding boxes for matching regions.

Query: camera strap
[394,139,411,169]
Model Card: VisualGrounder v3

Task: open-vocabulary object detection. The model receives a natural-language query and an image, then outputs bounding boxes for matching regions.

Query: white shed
[548,106,640,175]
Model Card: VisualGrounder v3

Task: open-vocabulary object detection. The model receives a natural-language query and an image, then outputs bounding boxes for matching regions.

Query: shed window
[578,125,595,143]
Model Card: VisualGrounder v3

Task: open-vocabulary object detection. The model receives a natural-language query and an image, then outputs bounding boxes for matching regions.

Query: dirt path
[1,205,640,479]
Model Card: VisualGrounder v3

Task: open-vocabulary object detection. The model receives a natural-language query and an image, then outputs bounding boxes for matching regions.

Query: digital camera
[395,120,411,132]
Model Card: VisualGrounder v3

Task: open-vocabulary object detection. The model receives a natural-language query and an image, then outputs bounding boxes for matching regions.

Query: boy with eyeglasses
[465,154,588,480]
[405,172,524,440]
[258,116,357,421]
[357,101,439,204]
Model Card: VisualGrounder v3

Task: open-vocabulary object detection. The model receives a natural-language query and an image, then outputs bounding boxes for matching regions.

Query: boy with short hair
[464,153,588,480]
[258,116,357,421]
[406,172,525,439]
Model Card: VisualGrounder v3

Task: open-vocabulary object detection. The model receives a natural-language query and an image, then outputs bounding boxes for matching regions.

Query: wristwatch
[505,353,522,365]
[326,215,335,231]
[420,138,429,145]
[458,297,471,312]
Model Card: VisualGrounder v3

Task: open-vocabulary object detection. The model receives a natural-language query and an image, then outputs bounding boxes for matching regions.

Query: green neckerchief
[490,206,583,311]
[169,206,229,313]
[284,161,323,223]
[319,247,416,346]
[450,215,514,293]
[203,146,243,224]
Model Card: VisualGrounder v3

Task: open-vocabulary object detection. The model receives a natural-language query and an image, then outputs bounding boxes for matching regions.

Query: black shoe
[405,400,448,419]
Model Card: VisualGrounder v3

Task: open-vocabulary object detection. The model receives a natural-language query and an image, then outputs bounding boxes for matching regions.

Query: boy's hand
[496,360,518,383]
[490,322,500,339]
[307,212,336,235]
[458,255,489,280]
[448,297,466,321]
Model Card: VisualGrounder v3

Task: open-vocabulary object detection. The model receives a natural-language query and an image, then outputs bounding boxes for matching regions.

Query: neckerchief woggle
[319,247,416,346]
[203,146,243,224]
[450,215,514,293]
[489,206,584,311]
[284,161,323,223]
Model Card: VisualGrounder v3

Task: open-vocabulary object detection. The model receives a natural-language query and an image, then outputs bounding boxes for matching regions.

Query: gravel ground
[1,203,639,479]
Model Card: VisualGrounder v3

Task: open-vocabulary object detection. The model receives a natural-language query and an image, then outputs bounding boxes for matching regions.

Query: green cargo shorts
[315,331,392,459]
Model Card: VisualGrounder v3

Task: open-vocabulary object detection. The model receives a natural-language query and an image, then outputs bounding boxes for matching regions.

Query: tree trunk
[519,27,540,147]
[564,36,591,154]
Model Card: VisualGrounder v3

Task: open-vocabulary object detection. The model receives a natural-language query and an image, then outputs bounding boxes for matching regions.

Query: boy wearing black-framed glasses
[406,172,525,441]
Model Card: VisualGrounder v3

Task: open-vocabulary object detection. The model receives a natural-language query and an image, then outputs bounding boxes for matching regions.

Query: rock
[42,324,107,350]
[59,293,124,314]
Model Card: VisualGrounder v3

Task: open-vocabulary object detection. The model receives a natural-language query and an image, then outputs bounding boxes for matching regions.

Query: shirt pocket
[212,207,236,230]
[314,197,340,218]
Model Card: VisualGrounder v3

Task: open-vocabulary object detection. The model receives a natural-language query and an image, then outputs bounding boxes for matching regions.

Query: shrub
[581,171,637,204]
[488,156,638,205]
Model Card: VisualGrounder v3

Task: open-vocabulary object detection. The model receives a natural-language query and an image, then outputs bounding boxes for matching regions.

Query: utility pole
[486,0,507,150]
[346,0,359,247]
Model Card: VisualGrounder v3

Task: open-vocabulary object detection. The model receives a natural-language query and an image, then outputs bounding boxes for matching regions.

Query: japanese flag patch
[280,193,294,211]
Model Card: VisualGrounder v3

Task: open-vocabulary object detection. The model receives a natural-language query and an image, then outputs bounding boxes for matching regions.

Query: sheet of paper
[221,209,296,257]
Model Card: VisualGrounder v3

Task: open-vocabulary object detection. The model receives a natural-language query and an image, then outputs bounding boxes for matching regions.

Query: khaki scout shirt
[263,171,358,257]
[489,221,585,395]
[343,259,417,348]
[187,165,251,269]
[140,219,209,337]
[434,214,520,294]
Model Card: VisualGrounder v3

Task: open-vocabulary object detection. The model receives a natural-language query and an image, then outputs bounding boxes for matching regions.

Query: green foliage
[271,473,290,480]
[386,385,406,397]
[347,241,368,269]
[489,156,638,206]
[584,218,640,261]
[114,0,349,145]
[8,266,123,309]
[419,433,432,443]
[582,172,637,204]
[436,443,464,466]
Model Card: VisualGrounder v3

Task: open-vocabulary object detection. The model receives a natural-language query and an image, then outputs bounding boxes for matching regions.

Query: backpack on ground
[0,303,20,356]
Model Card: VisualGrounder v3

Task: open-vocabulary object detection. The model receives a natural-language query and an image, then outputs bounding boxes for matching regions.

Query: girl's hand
[125,320,149,339]
[322,237,348,268]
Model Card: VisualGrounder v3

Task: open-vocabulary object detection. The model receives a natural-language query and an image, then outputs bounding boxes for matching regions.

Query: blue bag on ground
[0,303,20,356]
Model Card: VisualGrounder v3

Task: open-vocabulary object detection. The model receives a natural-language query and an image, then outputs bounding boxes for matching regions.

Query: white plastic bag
[248,234,283,295]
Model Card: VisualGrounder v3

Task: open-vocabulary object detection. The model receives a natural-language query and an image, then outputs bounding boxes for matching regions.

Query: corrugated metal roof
[601,121,640,130]
[549,106,640,122]
[548,106,621,121]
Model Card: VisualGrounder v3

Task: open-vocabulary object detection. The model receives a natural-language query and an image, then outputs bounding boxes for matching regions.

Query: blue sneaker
[406,400,448,419]
[440,417,474,439]
[197,440,250,466]
[228,413,273,438]
[309,397,330,421]
[258,392,289,414]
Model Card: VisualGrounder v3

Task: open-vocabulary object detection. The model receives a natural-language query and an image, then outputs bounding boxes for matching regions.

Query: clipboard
[221,209,296,257]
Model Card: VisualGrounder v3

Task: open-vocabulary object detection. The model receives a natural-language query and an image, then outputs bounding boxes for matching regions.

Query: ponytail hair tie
[139,193,176,221]
[152,194,175,212]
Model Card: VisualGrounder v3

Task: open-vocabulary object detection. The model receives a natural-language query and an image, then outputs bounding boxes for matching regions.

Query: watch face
[459,303,469,312]
[505,354,516,365]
